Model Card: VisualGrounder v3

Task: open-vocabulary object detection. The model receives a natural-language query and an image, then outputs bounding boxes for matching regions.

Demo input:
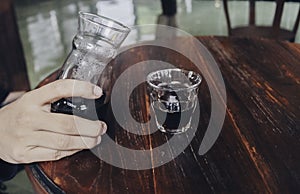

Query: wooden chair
[222,0,300,42]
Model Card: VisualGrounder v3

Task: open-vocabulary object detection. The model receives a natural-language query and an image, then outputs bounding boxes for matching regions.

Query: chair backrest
[223,0,300,42]
[0,0,30,91]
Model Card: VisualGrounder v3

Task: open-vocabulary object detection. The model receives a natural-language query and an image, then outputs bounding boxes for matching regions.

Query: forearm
[0,160,20,182]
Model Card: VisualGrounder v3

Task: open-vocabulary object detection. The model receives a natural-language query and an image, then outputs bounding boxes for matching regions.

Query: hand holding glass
[51,12,130,120]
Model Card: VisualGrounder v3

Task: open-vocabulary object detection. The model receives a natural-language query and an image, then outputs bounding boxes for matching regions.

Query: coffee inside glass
[147,68,202,134]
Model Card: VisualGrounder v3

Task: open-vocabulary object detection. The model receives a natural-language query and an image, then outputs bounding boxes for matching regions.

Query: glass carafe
[51,12,130,120]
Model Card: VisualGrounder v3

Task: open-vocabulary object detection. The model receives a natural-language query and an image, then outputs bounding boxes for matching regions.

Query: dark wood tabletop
[26,36,300,194]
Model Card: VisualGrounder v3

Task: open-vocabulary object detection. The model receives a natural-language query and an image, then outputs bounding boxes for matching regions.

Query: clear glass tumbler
[147,69,202,134]
[51,12,130,120]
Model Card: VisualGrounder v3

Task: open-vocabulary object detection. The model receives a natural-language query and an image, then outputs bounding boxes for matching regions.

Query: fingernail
[97,136,102,144]
[93,86,102,97]
[101,123,107,135]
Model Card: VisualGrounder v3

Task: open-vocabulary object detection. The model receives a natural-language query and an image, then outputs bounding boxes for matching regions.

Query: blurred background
[1,0,300,193]
[13,0,300,89]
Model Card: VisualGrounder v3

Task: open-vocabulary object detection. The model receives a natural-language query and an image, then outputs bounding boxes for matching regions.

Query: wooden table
[26,36,300,193]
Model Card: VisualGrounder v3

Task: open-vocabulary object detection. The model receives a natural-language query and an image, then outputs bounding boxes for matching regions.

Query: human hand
[0,79,107,164]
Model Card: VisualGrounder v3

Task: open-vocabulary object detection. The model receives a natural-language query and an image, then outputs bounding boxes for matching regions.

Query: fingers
[29,79,103,105]
[23,148,81,163]
[36,112,107,137]
[30,131,102,151]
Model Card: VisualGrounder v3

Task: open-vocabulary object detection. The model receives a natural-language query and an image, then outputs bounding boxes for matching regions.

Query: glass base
[157,120,191,134]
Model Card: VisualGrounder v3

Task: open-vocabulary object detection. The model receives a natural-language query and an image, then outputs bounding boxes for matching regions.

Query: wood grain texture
[26,36,300,194]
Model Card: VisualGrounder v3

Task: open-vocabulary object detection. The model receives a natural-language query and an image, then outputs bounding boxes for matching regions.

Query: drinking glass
[51,12,130,120]
[147,69,202,134]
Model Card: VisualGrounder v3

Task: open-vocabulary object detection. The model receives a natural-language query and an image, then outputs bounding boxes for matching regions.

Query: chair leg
[157,0,177,27]
[161,0,177,16]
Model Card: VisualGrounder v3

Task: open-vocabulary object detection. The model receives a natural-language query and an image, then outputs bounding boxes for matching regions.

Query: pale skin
[0,79,107,164]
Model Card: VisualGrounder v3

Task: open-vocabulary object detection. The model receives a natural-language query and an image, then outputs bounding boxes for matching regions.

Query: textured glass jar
[51,12,130,120]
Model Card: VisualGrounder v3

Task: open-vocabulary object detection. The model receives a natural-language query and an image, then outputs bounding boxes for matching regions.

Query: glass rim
[146,68,202,92]
[78,11,131,33]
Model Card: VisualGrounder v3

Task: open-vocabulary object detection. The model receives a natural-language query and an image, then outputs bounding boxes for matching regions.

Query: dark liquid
[51,94,106,120]
[153,105,194,132]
